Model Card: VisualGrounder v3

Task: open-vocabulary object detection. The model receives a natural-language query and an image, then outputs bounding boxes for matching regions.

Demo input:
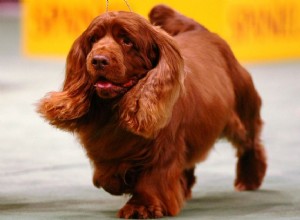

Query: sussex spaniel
[37,5,267,219]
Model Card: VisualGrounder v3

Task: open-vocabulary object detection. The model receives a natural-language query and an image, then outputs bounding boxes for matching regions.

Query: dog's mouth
[93,76,140,99]
[94,76,138,89]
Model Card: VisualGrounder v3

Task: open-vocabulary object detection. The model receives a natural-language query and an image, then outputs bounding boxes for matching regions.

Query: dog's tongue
[95,81,114,89]
[94,79,136,89]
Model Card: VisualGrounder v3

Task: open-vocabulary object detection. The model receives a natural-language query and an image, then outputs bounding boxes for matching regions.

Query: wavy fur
[37,6,267,219]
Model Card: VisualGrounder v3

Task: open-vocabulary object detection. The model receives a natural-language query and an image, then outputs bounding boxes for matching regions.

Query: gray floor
[1,11,300,220]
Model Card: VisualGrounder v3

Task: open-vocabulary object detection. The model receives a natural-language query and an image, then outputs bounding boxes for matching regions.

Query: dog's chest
[78,122,151,163]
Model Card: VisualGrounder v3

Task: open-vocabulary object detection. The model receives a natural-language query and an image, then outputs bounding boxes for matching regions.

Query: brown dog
[37,5,267,219]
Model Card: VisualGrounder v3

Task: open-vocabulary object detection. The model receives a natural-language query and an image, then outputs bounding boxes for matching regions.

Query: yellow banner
[22,0,300,61]
[223,0,300,61]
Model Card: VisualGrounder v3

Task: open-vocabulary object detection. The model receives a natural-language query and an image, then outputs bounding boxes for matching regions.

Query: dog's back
[150,4,267,191]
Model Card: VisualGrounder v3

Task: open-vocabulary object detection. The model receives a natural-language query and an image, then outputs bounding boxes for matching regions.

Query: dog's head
[84,12,159,99]
[38,11,184,138]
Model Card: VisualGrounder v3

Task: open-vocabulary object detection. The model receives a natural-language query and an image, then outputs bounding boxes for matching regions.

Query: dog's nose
[91,55,110,70]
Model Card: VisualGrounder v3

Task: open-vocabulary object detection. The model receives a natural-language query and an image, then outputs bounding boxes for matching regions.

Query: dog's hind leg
[180,167,196,199]
[223,112,267,191]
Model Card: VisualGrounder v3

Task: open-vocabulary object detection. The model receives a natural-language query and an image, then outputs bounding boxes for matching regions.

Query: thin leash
[106,0,109,12]
[123,0,132,12]
[106,0,132,12]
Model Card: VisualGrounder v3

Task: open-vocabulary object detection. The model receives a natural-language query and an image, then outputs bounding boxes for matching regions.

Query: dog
[37,5,267,219]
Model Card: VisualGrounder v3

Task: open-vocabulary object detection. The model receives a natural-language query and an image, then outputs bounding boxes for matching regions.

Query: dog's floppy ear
[37,35,92,131]
[119,27,184,138]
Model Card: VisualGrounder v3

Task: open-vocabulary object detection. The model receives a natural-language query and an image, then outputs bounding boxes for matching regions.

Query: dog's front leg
[118,164,185,219]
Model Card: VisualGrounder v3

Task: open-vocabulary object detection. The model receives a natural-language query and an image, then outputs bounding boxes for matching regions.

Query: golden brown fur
[37,5,267,219]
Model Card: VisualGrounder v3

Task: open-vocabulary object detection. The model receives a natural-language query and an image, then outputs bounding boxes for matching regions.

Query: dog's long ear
[37,35,92,131]
[119,27,184,138]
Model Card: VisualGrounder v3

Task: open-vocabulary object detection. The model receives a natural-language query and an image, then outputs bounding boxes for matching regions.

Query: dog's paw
[118,203,164,219]
[234,181,261,191]
[235,147,267,191]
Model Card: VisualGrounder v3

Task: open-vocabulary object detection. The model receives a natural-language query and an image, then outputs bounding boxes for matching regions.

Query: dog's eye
[122,36,133,47]
[90,35,99,44]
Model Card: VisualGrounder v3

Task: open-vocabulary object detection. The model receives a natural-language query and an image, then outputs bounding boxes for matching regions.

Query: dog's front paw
[118,203,164,219]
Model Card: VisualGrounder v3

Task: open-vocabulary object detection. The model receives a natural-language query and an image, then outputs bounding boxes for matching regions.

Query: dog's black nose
[92,55,110,70]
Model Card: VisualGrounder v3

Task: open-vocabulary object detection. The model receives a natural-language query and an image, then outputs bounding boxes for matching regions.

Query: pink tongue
[95,81,114,89]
